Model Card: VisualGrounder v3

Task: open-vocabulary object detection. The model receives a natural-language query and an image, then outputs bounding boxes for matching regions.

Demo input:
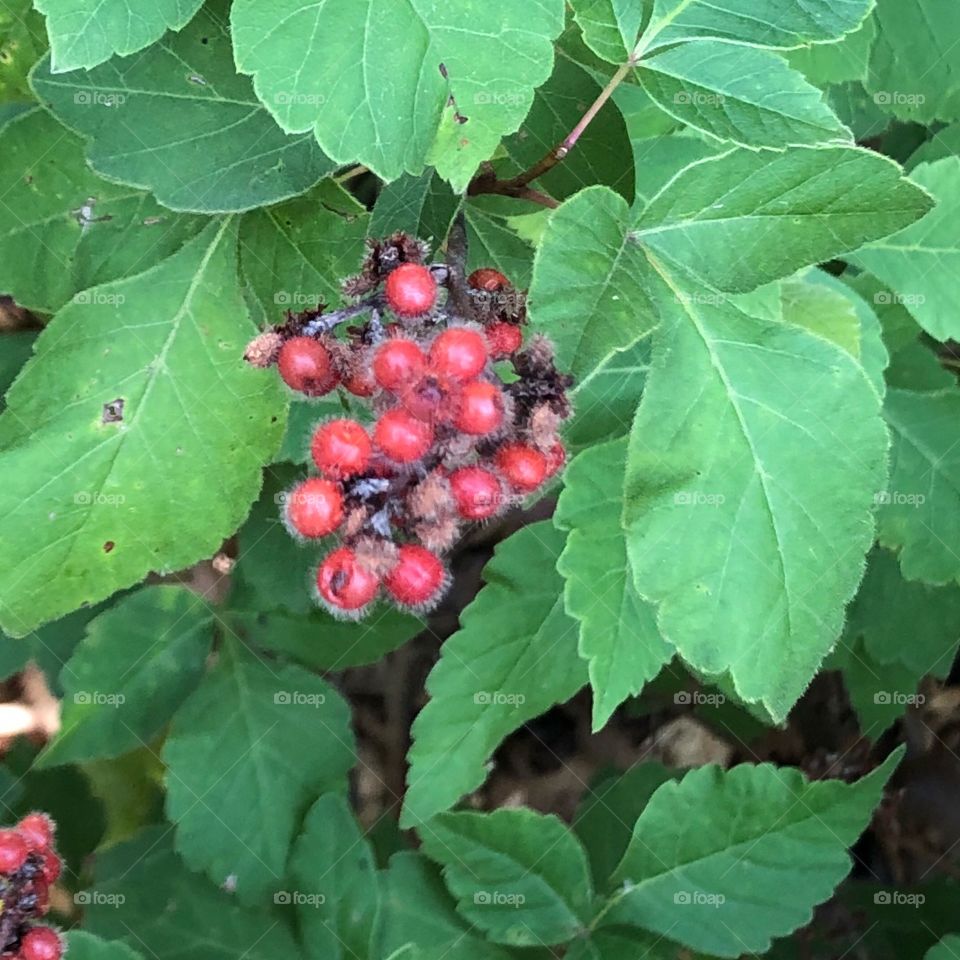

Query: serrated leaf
[36,0,203,73]
[0,332,35,413]
[641,0,873,52]
[867,0,960,124]
[368,172,461,247]
[419,809,593,946]
[851,159,960,342]
[826,81,891,141]
[0,0,47,101]
[556,438,672,730]
[87,827,302,960]
[230,0,565,191]
[567,929,707,960]
[37,586,212,767]
[64,932,144,960]
[163,638,355,902]
[787,15,876,86]
[0,108,207,313]
[464,202,536,289]
[402,522,586,827]
[570,0,645,63]
[910,124,960,169]
[623,277,888,720]
[528,186,657,384]
[640,41,851,149]
[633,146,933,294]
[879,388,960,584]
[0,219,285,638]
[30,3,334,213]
[290,794,381,960]
[600,752,903,957]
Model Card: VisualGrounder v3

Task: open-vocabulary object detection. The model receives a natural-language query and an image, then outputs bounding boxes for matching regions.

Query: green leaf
[87,826,302,960]
[927,935,960,960]
[402,522,586,827]
[910,125,960,169]
[623,279,888,720]
[0,331,36,413]
[528,186,657,384]
[419,808,593,946]
[851,159,960,342]
[0,0,47,101]
[787,15,876,86]
[826,81,891,141]
[640,0,873,52]
[36,0,203,73]
[163,637,355,902]
[626,134,720,211]
[879,388,960,584]
[64,932,144,960]
[464,202,537,289]
[368,171,461,247]
[573,762,676,887]
[556,438,672,730]
[567,929,706,960]
[0,219,285,638]
[290,794,381,960]
[600,751,903,957]
[0,108,206,314]
[230,0,565,191]
[30,3,335,213]
[640,42,851,149]
[570,0,645,63]
[867,0,960,124]
[633,146,933,294]
[37,586,212,767]
[240,179,370,321]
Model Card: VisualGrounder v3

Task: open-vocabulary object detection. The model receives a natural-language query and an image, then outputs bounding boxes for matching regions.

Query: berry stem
[443,212,479,323]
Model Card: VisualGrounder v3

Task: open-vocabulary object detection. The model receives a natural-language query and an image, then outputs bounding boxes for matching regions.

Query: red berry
[374,409,433,463]
[428,328,488,382]
[468,268,509,292]
[373,338,426,390]
[0,829,28,872]
[545,442,567,477]
[40,849,61,885]
[485,321,524,358]
[454,381,504,436]
[385,263,437,317]
[400,374,460,424]
[20,926,62,960]
[311,419,371,479]
[343,364,376,397]
[277,337,339,397]
[449,467,502,520]
[285,478,344,539]
[495,443,548,492]
[385,545,446,607]
[316,548,380,614]
[16,814,54,853]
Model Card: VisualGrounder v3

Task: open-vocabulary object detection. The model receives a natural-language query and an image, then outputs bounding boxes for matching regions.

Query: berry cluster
[0,814,63,960]
[245,233,573,619]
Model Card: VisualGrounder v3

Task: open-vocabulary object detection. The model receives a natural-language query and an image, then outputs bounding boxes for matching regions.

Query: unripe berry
[373,338,426,390]
[385,263,437,317]
[428,328,488,382]
[468,268,509,292]
[485,321,523,358]
[277,337,339,397]
[0,829,28,872]
[454,381,504,436]
[285,478,344,539]
[449,467,502,520]
[400,374,460,423]
[545,441,567,477]
[316,548,380,614]
[385,545,446,608]
[311,419,371,479]
[20,926,62,960]
[374,409,433,463]
[495,443,548,492]
[40,849,61,885]
[16,814,54,853]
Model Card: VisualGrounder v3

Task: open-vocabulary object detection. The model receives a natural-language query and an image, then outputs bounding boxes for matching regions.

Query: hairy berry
[449,467,502,520]
[39,850,60,886]
[373,338,426,390]
[311,419,372,479]
[400,374,460,423]
[16,815,53,853]
[545,441,567,477]
[286,478,344,539]
[385,545,446,607]
[277,337,339,397]
[374,409,433,463]
[468,268,509,292]
[20,926,62,960]
[455,381,504,436]
[385,263,437,317]
[316,548,380,614]
[495,443,548,492]
[0,829,28,872]
[428,328,488,382]
[486,321,524,358]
